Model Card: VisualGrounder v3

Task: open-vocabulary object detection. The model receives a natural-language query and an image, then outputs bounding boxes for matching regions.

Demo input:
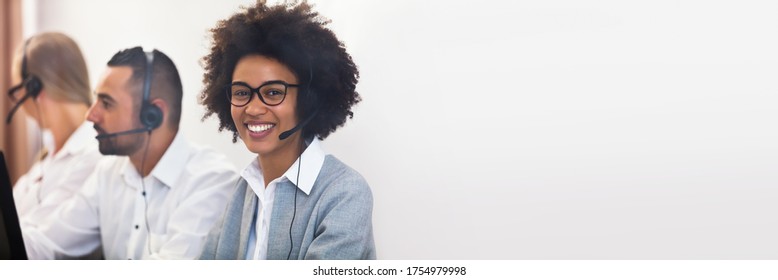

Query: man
[21,47,237,259]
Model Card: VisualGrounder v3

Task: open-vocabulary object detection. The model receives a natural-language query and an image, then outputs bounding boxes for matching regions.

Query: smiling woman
[198,1,375,260]
[229,55,301,159]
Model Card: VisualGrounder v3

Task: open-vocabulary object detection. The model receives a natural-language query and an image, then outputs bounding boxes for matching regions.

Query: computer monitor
[0,151,27,259]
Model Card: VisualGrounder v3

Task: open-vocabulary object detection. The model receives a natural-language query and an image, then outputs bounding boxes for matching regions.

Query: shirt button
[142,191,146,196]
[135,225,139,230]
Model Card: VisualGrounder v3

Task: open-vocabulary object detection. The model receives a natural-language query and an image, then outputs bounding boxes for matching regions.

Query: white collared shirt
[244,138,326,260]
[13,121,101,225]
[21,132,238,259]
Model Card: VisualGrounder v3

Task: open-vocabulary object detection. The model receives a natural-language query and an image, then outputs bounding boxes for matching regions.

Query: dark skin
[230,55,305,187]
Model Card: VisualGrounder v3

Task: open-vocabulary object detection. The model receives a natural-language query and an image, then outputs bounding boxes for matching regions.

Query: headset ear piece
[140,103,163,130]
[25,76,43,99]
[139,51,162,131]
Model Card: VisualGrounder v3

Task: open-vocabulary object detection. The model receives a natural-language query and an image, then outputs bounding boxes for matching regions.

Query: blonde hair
[23,32,91,106]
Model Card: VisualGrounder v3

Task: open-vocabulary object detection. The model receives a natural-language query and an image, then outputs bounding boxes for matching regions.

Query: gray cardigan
[199,155,376,259]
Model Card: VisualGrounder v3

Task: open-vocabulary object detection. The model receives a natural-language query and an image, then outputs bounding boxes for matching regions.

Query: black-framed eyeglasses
[225,80,299,107]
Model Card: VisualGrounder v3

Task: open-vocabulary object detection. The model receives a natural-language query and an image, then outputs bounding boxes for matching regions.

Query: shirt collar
[240,138,326,196]
[282,138,326,195]
[121,131,190,189]
[241,158,265,198]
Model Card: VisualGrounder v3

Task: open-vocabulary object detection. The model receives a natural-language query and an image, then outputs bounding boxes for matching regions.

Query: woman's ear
[33,89,46,102]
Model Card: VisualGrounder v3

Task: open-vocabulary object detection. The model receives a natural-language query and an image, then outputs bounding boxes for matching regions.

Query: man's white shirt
[21,132,238,259]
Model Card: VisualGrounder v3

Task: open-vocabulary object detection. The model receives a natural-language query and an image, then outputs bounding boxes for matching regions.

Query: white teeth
[247,124,274,133]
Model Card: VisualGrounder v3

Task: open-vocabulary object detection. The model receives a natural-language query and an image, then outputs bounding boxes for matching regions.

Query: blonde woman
[7,32,100,230]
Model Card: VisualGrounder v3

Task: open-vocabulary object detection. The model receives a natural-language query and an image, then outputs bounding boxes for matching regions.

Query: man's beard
[97,133,145,156]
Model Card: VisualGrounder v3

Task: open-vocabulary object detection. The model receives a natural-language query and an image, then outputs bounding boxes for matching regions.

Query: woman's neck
[44,102,89,154]
[257,136,306,187]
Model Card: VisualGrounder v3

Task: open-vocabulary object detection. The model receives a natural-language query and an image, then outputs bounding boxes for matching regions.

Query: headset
[5,38,44,124]
[5,37,46,195]
[278,61,318,141]
[95,51,163,139]
[285,62,317,260]
[136,51,163,257]
[139,51,163,131]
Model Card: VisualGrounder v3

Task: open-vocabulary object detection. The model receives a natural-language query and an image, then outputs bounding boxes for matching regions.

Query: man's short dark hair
[107,47,183,129]
[200,1,361,142]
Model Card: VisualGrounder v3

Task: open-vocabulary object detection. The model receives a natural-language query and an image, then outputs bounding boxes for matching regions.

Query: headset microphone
[5,93,31,124]
[94,127,150,140]
[278,110,318,140]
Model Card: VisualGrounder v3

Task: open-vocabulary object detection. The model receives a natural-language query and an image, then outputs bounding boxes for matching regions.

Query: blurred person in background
[21,47,238,259]
[7,33,101,244]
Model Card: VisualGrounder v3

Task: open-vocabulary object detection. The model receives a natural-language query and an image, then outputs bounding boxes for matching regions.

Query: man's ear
[150,98,169,125]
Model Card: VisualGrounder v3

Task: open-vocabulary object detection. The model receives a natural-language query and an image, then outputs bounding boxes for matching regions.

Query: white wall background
[26,0,778,259]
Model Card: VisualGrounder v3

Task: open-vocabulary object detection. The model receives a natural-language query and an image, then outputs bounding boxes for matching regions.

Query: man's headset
[5,38,44,124]
[96,51,163,139]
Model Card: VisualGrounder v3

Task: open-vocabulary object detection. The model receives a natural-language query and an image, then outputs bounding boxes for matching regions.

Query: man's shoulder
[181,141,237,177]
[165,140,239,197]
